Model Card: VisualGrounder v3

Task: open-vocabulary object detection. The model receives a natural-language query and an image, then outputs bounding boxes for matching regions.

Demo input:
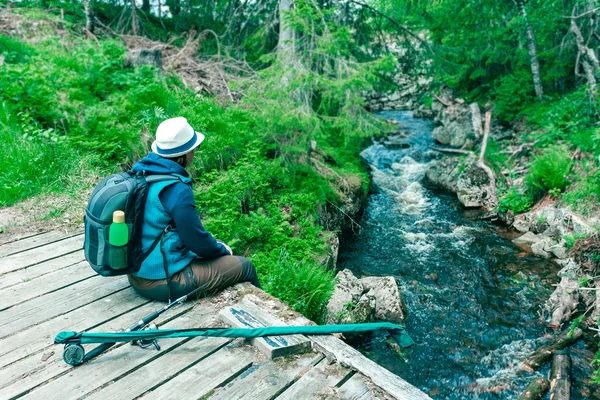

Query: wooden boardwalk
[0,232,430,400]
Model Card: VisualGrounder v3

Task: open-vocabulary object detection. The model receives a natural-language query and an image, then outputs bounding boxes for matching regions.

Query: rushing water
[338,110,597,399]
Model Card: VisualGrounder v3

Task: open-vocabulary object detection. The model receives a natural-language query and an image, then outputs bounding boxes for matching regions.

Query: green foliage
[564,233,588,250]
[562,171,600,216]
[0,35,34,63]
[498,186,532,214]
[493,71,535,121]
[525,146,573,198]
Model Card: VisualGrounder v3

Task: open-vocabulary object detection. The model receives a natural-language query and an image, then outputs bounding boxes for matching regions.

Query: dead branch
[431,147,475,156]
[477,111,498,209]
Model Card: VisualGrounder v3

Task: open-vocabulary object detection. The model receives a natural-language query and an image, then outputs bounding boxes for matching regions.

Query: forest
[1,0,600,397]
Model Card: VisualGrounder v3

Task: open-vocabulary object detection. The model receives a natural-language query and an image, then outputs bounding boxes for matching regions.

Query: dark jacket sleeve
[159,182,230,259]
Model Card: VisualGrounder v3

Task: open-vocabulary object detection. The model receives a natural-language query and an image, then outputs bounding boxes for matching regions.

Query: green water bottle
[109,210,128,269]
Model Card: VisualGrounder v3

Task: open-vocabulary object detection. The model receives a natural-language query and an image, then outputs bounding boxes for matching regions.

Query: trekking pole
[60,279,213,366]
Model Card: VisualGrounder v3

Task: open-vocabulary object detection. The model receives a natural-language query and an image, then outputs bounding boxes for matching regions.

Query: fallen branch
[430,147,474,156]
[476,111,498,209]
[518,377,549,400]
[433,94,452,107]
[520,328,583,371]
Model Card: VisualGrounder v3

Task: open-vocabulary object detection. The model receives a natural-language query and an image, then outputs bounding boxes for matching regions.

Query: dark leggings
[128,256,261,302]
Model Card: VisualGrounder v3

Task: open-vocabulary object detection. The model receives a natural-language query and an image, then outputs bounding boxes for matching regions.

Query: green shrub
[525,146,573,198]
[564,233,588,249]
[498,186,533,214]
[493,71,535,121]
[0,35,34,63]
[561,171,600,216]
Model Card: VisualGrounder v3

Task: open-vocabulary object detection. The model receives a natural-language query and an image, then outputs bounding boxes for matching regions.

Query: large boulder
[360,276,406,323]
[326,269,375,324]
[544,261,581,328]
[431,102,476,148]
[326,269,406,325]
[455,162,493,208]
[425,157,461,193]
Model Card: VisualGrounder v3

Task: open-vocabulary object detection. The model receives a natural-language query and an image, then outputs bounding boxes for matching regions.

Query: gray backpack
[84,171,179,276]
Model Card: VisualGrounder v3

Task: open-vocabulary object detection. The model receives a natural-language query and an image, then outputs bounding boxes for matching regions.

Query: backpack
[83,171,179,277]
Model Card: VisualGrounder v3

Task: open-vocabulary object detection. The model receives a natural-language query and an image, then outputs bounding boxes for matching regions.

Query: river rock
[549,241,569,259]
[326,269,375,324]
[360,276,406,323]
[425,157,460,192]
[326,269,406,325]
[512,218,531,233]
[531,237,557,259]
[513,232,541,247]
[455,162,492,208]
[545,261,581,328]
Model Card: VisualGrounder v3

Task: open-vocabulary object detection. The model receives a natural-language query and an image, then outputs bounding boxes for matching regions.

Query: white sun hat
[151,117,205,158]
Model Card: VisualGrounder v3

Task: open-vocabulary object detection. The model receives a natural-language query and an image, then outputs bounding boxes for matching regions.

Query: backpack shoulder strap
[144,174,181,183]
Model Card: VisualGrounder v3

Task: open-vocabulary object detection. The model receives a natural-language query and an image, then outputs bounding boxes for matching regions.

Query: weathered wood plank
[0,300,195,400]
[219,298,311,359]
[0,276,128,338]
[337,374,373,400]
[0,250,85,290]
[0,231,82,258]
[17,305,214,400]
[209,353,322,400]
[136,343,255,400]
[276,358,352,400]
[85,336,232,400]
[0,234,83,275]
[0,261,94,311]
[310,335,431,400]
[0,288,151,368]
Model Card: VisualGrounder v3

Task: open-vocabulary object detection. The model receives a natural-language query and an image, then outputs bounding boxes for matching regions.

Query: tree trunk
[549,350,571,400]
[278,0,294,57]
[571,18,599,99]
[515,0,544,100]
[131,0,138,36]
[518,377,550,400]
[142,0,150,13]
[83,0,94,33]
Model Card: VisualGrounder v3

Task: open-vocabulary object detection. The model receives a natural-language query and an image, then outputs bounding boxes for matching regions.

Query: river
[338,110,597,399]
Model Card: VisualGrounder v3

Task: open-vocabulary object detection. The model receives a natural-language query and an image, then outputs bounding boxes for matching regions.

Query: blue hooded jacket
[131,153,230,280]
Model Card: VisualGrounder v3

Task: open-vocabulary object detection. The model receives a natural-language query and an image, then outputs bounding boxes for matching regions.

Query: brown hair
[170,154,188,168]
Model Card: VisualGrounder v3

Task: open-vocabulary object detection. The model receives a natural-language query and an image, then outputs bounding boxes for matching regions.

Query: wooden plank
[337,374,373,400]
[208,353,322,400]
[0,275,128,338]
[18,305,219,400]
[139,344,255,400]
[0,234,84,275]
[310,335,431,400]
[93,341,254,400]
[0,288,151,368]
[0,231,82,258]
[276,357,352,400]
[0,300,195,400]
[0,250,85,290]
[84,336,233,400]
[0,261,95,311]
[219,298,311,359]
